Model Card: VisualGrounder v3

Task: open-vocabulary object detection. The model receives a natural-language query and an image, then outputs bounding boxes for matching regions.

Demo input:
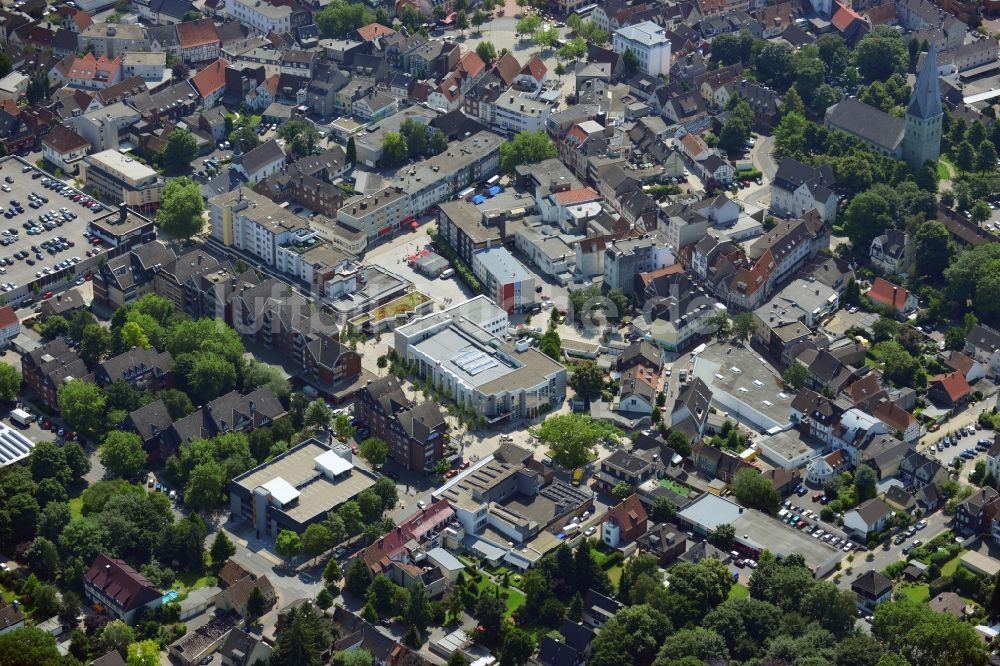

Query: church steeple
[903,43,943,170]
[908,43,943,121]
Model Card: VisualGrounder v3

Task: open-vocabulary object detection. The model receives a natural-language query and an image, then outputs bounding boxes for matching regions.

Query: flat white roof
[0,422,34,466]
[261,476,300,505]
[314,450,353,477]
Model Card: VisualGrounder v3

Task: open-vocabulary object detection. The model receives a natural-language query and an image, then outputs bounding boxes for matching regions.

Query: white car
[584,526,596,537]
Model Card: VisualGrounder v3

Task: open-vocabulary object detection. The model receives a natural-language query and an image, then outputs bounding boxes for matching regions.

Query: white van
[439,268,455,279]
[10,408,32,426]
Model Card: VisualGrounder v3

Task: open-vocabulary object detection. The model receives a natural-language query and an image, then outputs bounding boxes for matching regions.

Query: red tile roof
[604,494,647,537]
[361,499,454,574]
[519,55,547,82]
[930,371,972,403]
[553,187,600,205]
[42,124,89,153]
[356,22,395,42]
[71,9,93,31]
[64,53,122,83]
[867,277,913,312]
[494,52,521,86]
[679,132,709,157]
[84,553,161,614]
[177,17,220,50]
[831,2,864,31]
[873,400,915,432]
[458,50,486,80]
[945,350,977,376]
[864,2,897,24]
[0,306,17,330]
[190,58,229,98]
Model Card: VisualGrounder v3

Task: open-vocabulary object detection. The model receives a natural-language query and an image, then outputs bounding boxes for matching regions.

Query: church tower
[903,44,943,170]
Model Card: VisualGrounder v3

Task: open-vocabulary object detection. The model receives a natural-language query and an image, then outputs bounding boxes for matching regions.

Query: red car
[85,273,94,281]
[41,291,53,300]
[460,461,470,470]
[445,469,458,478]
[42,419,51,430]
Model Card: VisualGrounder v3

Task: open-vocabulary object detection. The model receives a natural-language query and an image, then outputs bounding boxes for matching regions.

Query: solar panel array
[0,425,34,465]
[451,349,499,376]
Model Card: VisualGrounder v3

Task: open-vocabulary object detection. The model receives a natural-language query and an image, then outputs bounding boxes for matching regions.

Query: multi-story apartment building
[41,124,90,175]
[336,186,410,242]
[78,23,149,58]
[612,21,671,77]
[394,131,503,217]
[121,52,167,82]
[210,187,313,269]
[354,376,447,473]
[80,149,163,212]
[604,235,676,296]
[225,0,293,35]
[494,90,554,134]
[472,248,536,314]
[67,102,141,152]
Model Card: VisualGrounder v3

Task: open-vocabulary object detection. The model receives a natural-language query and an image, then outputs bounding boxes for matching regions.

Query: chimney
[119,203,128,223]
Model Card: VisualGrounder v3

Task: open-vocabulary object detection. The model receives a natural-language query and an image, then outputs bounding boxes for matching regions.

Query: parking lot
[365,228,474,309]
[927,423,996,478]
[0,157,110,305]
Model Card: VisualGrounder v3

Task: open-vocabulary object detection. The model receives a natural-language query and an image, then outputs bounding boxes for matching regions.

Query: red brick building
[354,376,446,473]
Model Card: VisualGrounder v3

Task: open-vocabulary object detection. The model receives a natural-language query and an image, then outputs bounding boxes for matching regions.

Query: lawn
[68,496,83,520]
[659,478,690,498]
[940,552,964,577]
[607,564,624,589]
[728,583,749,600]
[900,583,930,603]
[474,578,525,616]
[938,161,951,180]
[175,571,216,592]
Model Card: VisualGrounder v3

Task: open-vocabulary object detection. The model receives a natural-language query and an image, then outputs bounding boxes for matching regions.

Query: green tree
[302,523,333,561]
[801,580,859,636]
[621,48,640,77]
[499,627,535,666]
[515,15,541,35]
[184,461,225,511]
[557,36,587,60]
[80,325,113,365]
[539,325,562,360]
[731,468,780,514]
[120,321,151,350]
[59,380,107,435]
[530,415,622,469]
[315,0,373,36]
[706,310,731,340]
[187,352,237,403]
[476,41,497,65]
[588,604,672,666]
[316,586,334,610]
[210,531,236,567]
[100,432,146,479]
[25,537,60,581]
[707,523,735,550]
[270,603,332,666]
[731,312,756,345]
[323,559,343,588]
[358,437,388,467]
[346,557,372,596]
[972,200,992,225]
[956,140,977,171]
[0,363,21,402]
[855,26,908,81]
[303,400,333,431]
[754,42,794,88]
[346,136,356,165]
[500,131,557,173]
[381,132,408,167]
[275,529,302,558]
[474,594,507,648]
[651,496,676,522]
[782,361,809,390]
[843,189,893,251]
[854,464,877,503]
[99,621,137,659]
[156,176,205,239]
[913,220,952,279]
[246,585,269,623]
[569,360,604,398]
[162,126,198,172]
[125,639,160,666]
[611,481,632,501]
[872,599,988,665]
[653,627,728,665]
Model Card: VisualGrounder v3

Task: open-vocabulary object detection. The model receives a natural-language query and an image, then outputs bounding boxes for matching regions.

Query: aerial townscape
[9,0,1000,664]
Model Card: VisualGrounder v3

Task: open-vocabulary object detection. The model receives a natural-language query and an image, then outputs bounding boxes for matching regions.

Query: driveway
[751,135,777,181]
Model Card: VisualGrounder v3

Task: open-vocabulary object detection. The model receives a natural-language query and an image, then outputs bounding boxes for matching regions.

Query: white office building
[613,21,672,77]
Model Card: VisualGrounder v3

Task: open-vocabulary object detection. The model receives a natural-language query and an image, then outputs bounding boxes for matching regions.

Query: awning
[410,221,419,230]
[378,225,394,236]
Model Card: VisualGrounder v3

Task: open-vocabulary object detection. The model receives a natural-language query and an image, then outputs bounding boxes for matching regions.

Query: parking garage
[0,155,119,307]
